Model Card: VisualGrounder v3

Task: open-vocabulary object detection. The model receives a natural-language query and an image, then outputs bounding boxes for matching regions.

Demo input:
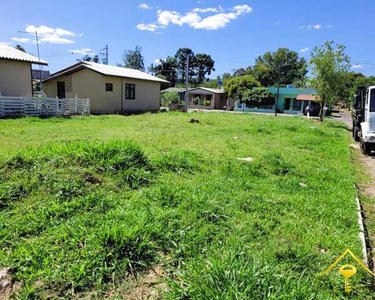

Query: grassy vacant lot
[0,113,373,299]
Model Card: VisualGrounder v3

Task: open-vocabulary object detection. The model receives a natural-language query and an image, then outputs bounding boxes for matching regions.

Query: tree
[150,57,178,86]
[81,55,92,62]
[121,45,145,71]
[242,88,275,107]
[92,55,100,63]
[192,53,215,84]
[15,45,26,52]
[161,91,180,106]
[309,41,351,120]
[175,48,195,84]
[253,48,308,86]
[222,72,232,81]
[232,66,252,77]
[223,75,261,101]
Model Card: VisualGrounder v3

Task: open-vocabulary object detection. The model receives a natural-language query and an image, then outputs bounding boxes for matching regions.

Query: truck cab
[352,85,375,155]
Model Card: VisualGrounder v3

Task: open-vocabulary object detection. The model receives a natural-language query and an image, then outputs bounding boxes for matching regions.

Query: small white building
[45,61,169,114]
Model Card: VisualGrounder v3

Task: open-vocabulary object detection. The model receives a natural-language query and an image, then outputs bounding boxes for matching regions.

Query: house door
[285,98,291,110]
[57,82,66,99]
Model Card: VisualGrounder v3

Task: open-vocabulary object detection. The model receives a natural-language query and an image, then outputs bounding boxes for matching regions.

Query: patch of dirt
[357,154,375,198]
[0,267,20,300]
[101,264,168,300]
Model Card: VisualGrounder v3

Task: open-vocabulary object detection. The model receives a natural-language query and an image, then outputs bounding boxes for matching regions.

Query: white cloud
[275,20,281,25]
[11,37,30,43]
[309,24,321,29]
[139,3,151,9]
[193,7,218,13]
[157,10,183,26]
[69,48,94,55]
[299,24,329,30]
[136,4,252,32]
[300,47,310,53]
[137,23,159,32]
[22,25,76,44]
[154,59,161,64]
[351,64,363,69]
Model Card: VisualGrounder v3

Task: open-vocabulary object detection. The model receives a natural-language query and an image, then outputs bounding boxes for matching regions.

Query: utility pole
[18,30,44,96]
[184,54,190,113]
[100,45,109,65]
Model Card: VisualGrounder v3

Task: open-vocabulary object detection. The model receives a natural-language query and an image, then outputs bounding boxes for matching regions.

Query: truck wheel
[353,127,360,142]
[360,140,371,155]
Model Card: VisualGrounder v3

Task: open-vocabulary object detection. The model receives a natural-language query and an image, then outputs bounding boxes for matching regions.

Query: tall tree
[175,48,195,83]
[309,41,351,120]
[151,56,178,86]
[14,45,26,52]
[233,66,252,77]
[192,53,215,84]
[253,48,308,86]
[121,45,145,71]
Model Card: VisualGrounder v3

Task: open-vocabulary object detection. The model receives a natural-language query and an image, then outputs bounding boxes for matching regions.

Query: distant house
[188,88,228,109]
[234,87,317,115]
[44,61,169,114]
[161,87,229,110]
[0,45,48,97]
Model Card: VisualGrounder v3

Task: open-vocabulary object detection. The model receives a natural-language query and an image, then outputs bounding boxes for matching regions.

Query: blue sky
[2,0,375,77]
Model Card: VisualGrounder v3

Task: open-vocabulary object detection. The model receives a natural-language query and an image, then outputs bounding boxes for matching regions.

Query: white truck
[352,85,375,155]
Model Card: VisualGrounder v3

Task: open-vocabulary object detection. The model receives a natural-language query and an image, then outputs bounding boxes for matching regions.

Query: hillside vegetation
[0,113,372,299]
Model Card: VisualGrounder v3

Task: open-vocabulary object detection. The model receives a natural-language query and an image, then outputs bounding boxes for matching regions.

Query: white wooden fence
[0,97,90,117]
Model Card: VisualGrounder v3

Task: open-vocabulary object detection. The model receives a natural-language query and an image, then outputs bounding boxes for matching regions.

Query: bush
[243,88,275,108]
[161,91,180,106]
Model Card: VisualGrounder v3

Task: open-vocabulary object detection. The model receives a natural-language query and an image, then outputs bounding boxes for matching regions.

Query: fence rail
[0,97,90,117]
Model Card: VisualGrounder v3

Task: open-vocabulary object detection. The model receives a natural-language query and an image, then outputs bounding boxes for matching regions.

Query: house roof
[161,87,226,94]
[267,87,316,95]
[0,44,48,65]
[297,94,320,101]
[161,87,186,93]
[192,87,225,94]
[45,61,169,83]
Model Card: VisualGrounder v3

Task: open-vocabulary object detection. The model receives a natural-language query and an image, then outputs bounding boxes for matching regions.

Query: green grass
[0,113,372,299]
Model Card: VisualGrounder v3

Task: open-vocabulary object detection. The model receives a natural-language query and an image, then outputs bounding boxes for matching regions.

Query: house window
[125,84,135,99]
[105,83,113,92]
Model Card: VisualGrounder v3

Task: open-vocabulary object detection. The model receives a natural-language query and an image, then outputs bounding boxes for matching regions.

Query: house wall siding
[122,78,160,111]
[0,60,32,96]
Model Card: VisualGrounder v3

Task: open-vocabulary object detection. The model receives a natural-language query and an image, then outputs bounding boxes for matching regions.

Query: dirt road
[333,109,375,198]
